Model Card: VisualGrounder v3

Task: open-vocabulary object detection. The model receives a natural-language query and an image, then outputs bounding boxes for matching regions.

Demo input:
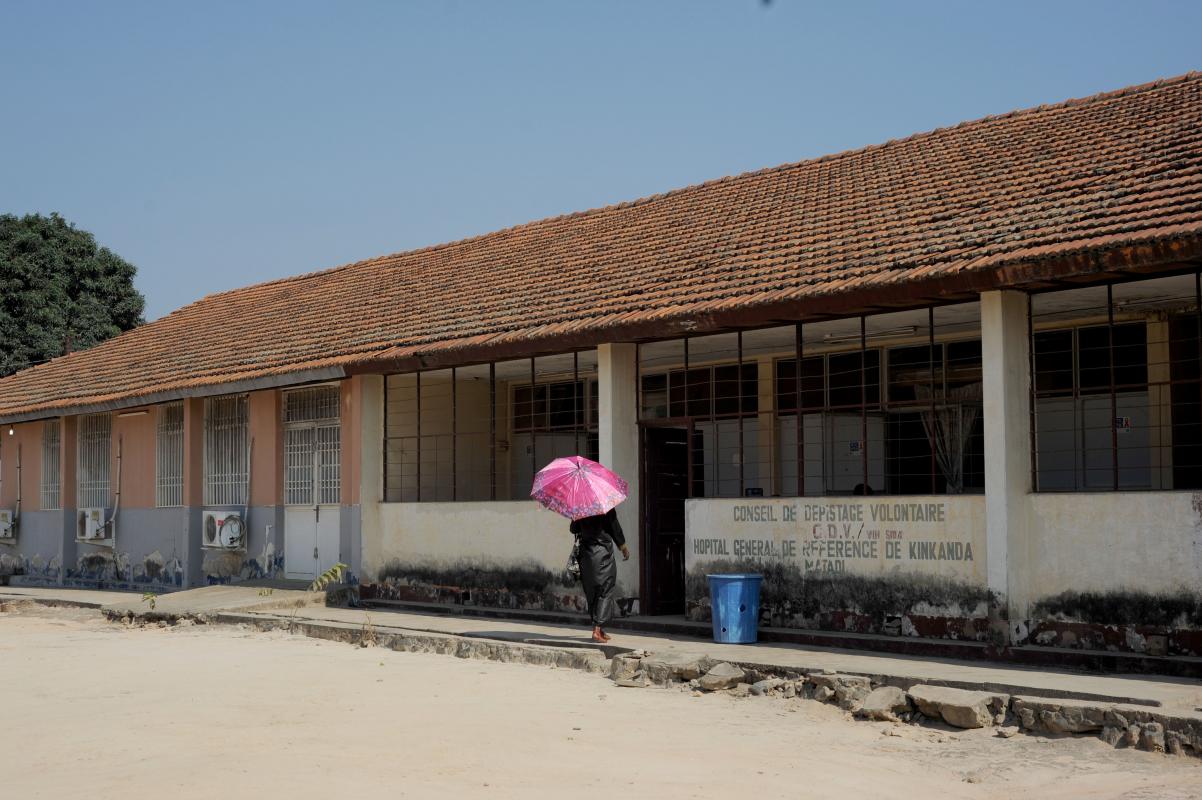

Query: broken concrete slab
[614,671,648,688]
[641,652,711,684]
[806,673,873,710]
[698,662,745,691]
[1101,725,1125,747]
[1011,697,1108,734]
[857,686,910,721]
[750,678,785,696]
[1140,722,1166,753]
[807,673,871,691]
[908,685,1007,729]
[610,654,643,683]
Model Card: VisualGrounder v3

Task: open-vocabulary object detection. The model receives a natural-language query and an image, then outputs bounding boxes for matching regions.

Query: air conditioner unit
[77,507,112,542]
[203,510,245,550]
[0,509,15,540]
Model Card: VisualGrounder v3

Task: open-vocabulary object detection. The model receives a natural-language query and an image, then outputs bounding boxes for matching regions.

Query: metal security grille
[285,426,316,505]
[317,425,341,505]
[285,387,340,424]
[40,419,61,510]
[156,403,184,507]
[1029,270,1202,492]
[384,354,599,503]
[283,386,340,506]
[77,414,111,508]
[204,395,249,506]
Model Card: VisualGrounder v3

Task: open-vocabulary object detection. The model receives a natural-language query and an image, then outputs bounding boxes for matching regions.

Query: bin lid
[705,573,764,581]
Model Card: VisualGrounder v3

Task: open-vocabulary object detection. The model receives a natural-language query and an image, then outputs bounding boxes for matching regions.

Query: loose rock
[1139,722,1165,753]
[751,678,784,696]
[857,686,911,722]
[908,685,1005,729]
[641,652,710,684]
[1100,726,1124,747]
[698,662,745,692]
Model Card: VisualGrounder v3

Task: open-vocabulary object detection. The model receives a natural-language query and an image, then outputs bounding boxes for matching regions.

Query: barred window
[284,386,341,506]
[40,419,61,510]
[156,403,184,507]
[204,395,249,506]
[385,353,598,503]
[1030,272,1201,492]
[637,308,984,499]
[77,414,111,508]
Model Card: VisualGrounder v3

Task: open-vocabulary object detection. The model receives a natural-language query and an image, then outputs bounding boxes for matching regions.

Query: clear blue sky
[2,1,1199,321]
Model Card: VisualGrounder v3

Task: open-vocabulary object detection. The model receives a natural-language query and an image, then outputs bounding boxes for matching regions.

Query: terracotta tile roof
[3,72,1202,420]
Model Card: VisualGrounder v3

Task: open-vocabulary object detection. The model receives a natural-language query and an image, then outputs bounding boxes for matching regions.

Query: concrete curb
[0,596,106,611]
[214,612,612,673]
[615,653,1202,758]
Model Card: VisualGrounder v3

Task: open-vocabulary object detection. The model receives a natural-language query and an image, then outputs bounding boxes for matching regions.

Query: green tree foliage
[0,213,145,377]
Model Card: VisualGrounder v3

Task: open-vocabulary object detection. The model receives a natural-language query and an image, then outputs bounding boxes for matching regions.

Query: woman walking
[570,508,629,642]
[530,455,631,644]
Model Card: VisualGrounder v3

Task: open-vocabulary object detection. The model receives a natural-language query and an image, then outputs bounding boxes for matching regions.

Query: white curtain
[914,383,983,494]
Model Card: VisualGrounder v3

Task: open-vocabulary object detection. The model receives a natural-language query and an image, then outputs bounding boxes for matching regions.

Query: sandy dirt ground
[2,606,1200,800]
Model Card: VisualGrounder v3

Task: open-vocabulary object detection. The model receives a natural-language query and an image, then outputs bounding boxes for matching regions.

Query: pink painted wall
[0,420,43,510]
[111,409,156,509]
[248,390,282,506]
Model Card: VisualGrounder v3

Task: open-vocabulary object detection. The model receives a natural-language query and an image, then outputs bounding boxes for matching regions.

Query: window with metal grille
[204,395,248,506]
[284,386,341,505]
[77,414,111,508]
[40,419,61,510]
[1030,272,1202,492]
[156,403,184,507]
[384,353,598,503]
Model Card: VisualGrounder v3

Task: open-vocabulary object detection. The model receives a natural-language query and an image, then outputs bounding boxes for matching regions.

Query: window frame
[40,419,61,511]
[155,403,185,508]
[77,413,112,509]
[203,394,249,507]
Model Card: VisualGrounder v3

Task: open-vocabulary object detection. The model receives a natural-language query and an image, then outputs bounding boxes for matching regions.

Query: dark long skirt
[578,538,617,627]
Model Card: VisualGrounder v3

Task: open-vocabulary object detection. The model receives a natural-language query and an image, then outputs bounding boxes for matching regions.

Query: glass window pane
[713,365,740,416]
[946,339,982,390]
[548,381,578,430]
[887,344,935,404]
[1034,330,1074,395]
[642,374,668,419]
[775,359,796,413]
[801,357,825,410]
[686,368,710,417]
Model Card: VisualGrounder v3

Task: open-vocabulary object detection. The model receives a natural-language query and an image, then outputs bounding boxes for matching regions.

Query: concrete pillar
[182,398,205,586]
[59,415,78,586]
[981,290,1032,642]
[357,375,385,582]
[597,343,640,607]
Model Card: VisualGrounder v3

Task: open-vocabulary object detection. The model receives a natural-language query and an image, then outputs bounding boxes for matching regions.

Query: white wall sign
[685,496,987,584]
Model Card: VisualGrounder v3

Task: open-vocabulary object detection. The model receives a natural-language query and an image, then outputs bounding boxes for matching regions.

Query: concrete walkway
[4,584,1201,715]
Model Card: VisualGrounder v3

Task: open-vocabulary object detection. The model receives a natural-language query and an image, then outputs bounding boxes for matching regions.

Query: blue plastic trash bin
[706,573,763,644]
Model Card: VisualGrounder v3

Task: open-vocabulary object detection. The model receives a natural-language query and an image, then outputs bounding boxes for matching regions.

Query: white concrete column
[357,375,385,582]
[597,343,641,605]
[981,290,1032,641]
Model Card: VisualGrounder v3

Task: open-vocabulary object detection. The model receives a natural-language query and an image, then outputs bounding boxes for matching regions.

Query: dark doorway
[642,425,689,615]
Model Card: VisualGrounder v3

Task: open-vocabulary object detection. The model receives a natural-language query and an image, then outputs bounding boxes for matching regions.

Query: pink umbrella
[531,456,628,520]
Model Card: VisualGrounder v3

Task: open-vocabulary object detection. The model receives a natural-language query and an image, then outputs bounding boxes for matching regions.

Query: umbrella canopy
[530,456,628,520]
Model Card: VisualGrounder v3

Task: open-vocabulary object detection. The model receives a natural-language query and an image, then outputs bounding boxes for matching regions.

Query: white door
[283,388,342,580]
